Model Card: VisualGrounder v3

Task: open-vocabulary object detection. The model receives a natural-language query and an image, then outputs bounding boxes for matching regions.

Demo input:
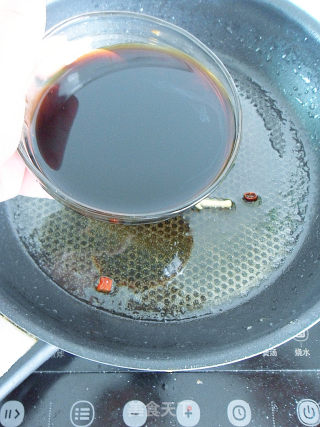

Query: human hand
[0,0,50,202]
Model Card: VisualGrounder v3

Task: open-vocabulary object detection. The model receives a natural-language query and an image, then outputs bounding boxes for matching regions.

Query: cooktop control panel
[0,371,319,426]
[1,324,320,427]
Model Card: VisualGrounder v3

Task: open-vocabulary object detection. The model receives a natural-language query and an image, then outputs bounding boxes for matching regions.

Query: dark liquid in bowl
[31,44,236,216]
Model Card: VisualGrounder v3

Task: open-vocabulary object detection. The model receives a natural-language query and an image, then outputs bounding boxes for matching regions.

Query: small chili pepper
[96,276,113,293]
[243,192,259,202]
[109,218,119,224]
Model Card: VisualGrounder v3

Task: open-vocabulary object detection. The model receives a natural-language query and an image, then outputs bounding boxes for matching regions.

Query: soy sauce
[32,44,236,215]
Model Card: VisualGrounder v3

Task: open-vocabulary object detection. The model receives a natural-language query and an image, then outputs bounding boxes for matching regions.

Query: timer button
[227,400,251,426]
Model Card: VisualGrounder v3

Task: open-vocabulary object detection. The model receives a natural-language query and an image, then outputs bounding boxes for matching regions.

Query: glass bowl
[19,11,241,224]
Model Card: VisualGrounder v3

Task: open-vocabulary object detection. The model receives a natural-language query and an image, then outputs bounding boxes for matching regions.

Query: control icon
[227,400,252,426]
[123,400,147,427]
[70,401,94,427]
[176,400,200,426]
[294,330,309,342]
[0,401,24,427]
[297,399,320,426]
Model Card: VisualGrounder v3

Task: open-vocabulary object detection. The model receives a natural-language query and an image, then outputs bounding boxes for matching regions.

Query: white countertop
[290,0,320,21]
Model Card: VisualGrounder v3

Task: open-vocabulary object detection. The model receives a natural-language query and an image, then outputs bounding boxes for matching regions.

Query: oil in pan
[7,64,310,321]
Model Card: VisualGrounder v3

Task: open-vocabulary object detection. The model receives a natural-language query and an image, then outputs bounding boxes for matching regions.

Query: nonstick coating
[0,0,320,370]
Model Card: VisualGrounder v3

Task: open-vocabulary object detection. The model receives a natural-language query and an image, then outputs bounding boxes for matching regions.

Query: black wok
[0,0,320,371]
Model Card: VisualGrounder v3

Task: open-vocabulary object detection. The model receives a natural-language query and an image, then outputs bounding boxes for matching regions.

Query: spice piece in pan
[109,218,119,224]
[195,198,233,210]
[243,192,259,202]
[96,276,113,293]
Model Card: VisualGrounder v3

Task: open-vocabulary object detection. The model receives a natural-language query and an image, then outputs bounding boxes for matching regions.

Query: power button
[297,399,320,426]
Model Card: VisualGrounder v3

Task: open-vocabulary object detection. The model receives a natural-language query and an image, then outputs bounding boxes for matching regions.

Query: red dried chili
[109,218,119,224]
[96,276,113,293]
[243,192,259,202]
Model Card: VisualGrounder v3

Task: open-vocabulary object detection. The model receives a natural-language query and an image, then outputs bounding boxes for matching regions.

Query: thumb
[0,0,46,166]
